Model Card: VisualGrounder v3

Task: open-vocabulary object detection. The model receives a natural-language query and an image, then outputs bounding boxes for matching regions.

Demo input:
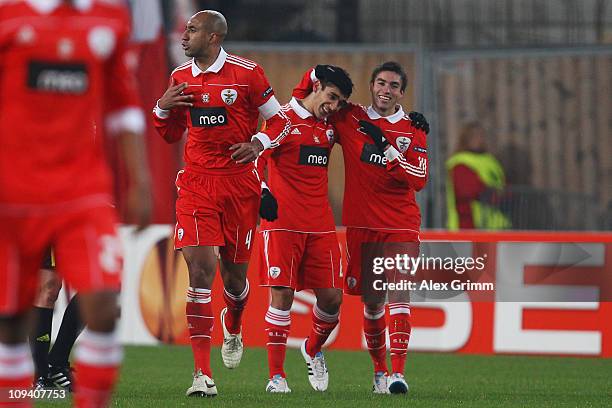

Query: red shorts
[344,227,420,296]
[257,230,341,291]
[174,168,260,263]
[0,205,121,315]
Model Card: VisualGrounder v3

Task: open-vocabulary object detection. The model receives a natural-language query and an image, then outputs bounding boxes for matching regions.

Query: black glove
[358,120,389,151]
[259,188,278,222]
[408,111,430,134]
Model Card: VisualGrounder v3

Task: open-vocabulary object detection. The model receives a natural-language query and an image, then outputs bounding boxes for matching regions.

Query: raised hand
[158,79,193,110]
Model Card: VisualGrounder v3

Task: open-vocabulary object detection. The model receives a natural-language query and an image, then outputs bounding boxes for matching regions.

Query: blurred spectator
[446,122,511,230]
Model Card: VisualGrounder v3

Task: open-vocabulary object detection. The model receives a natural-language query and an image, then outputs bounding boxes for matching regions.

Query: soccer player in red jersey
[151,10,291,397]
[255,65,353,393]
[293,62,430,394]
[0,1,152,407]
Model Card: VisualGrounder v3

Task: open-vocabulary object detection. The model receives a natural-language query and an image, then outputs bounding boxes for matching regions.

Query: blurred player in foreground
[256,65,353,393]
[293,62,429,394]
[152,10,290,397]
[0,1,152,407]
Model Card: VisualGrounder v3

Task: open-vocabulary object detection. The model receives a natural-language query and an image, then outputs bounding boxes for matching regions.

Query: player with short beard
[293,62,429,395]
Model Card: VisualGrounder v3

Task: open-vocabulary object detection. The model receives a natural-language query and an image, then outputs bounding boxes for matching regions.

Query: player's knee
[185,258,216,286]
[321,293,343,314]
[364,301,385,315]
[270,287,294,310]
[185,257,215,275]
[223,274,247,294]
[326,295,342,313]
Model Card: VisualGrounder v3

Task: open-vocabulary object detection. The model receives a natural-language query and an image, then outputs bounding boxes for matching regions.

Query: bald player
[152,10,290,397]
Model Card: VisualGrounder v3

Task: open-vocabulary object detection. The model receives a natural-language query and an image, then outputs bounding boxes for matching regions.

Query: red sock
[186,287,213,376]
[223,280,250,335]
[264,306,290,378]
[0,343,34,408]
[389,303,411,375]
[74,330,122,408]
[305,304,339,357]
[363,306,388,373]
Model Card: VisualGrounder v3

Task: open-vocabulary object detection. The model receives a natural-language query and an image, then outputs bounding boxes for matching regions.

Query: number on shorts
[245,229,253,250]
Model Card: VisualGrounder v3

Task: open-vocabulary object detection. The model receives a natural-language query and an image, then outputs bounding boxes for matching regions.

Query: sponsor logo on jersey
[262,86,273,98]
[413,146,427,153]
[269,266,281,279]
[360,143,387,167]
[27,61,89,94]
[221,88,238,105]
[291,128,302,135]
[202,93,210,103]
[190,107,228,127]
[298,145,330,167]
[396,136,412,153]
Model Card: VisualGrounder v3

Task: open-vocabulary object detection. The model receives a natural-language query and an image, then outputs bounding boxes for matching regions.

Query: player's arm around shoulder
[384,121,429,191]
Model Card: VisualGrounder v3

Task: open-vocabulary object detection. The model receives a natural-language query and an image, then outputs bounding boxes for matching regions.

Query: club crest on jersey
[177,228,184,241]
[202,93,210,103]
[326,129,334,142]
[347,277,357,289]
[222,89,238,105]
[269,266,281,279]
[88,26,116,60]
[17,26,36,45]
[396,136,412,153]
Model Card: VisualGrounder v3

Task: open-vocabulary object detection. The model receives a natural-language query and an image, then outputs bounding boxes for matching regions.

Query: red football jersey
[0,0,144,208]
[258,98,336,233]
[293,68,428,232]
[152,49,291,174]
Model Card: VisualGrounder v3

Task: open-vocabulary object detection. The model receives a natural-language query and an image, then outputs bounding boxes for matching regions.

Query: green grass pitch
[39,345,611,407]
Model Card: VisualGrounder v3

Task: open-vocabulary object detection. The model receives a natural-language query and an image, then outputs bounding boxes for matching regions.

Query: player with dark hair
[0,1,152,407]
[293,61,429,395]
[152,10,291,397]
[256,65,353,393]
[30,250,84,391]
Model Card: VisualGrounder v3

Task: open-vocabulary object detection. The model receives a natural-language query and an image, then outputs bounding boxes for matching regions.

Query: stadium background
[48,1,611,404]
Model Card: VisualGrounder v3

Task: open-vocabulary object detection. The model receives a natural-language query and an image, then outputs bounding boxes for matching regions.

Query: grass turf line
[38,345,611,407]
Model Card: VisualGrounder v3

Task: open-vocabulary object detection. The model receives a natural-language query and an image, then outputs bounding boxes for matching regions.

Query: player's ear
[313,80,321,93]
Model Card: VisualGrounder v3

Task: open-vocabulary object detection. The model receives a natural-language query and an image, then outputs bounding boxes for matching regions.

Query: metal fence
[497,186,602,230]
[174,0,612,46]
[421,46,612,230]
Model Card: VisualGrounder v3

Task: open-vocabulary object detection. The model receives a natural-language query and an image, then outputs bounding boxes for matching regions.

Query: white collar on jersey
[26,0,93,14]
[366,104,404,124]
[191,47,228,77]
[289,97,313,119]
